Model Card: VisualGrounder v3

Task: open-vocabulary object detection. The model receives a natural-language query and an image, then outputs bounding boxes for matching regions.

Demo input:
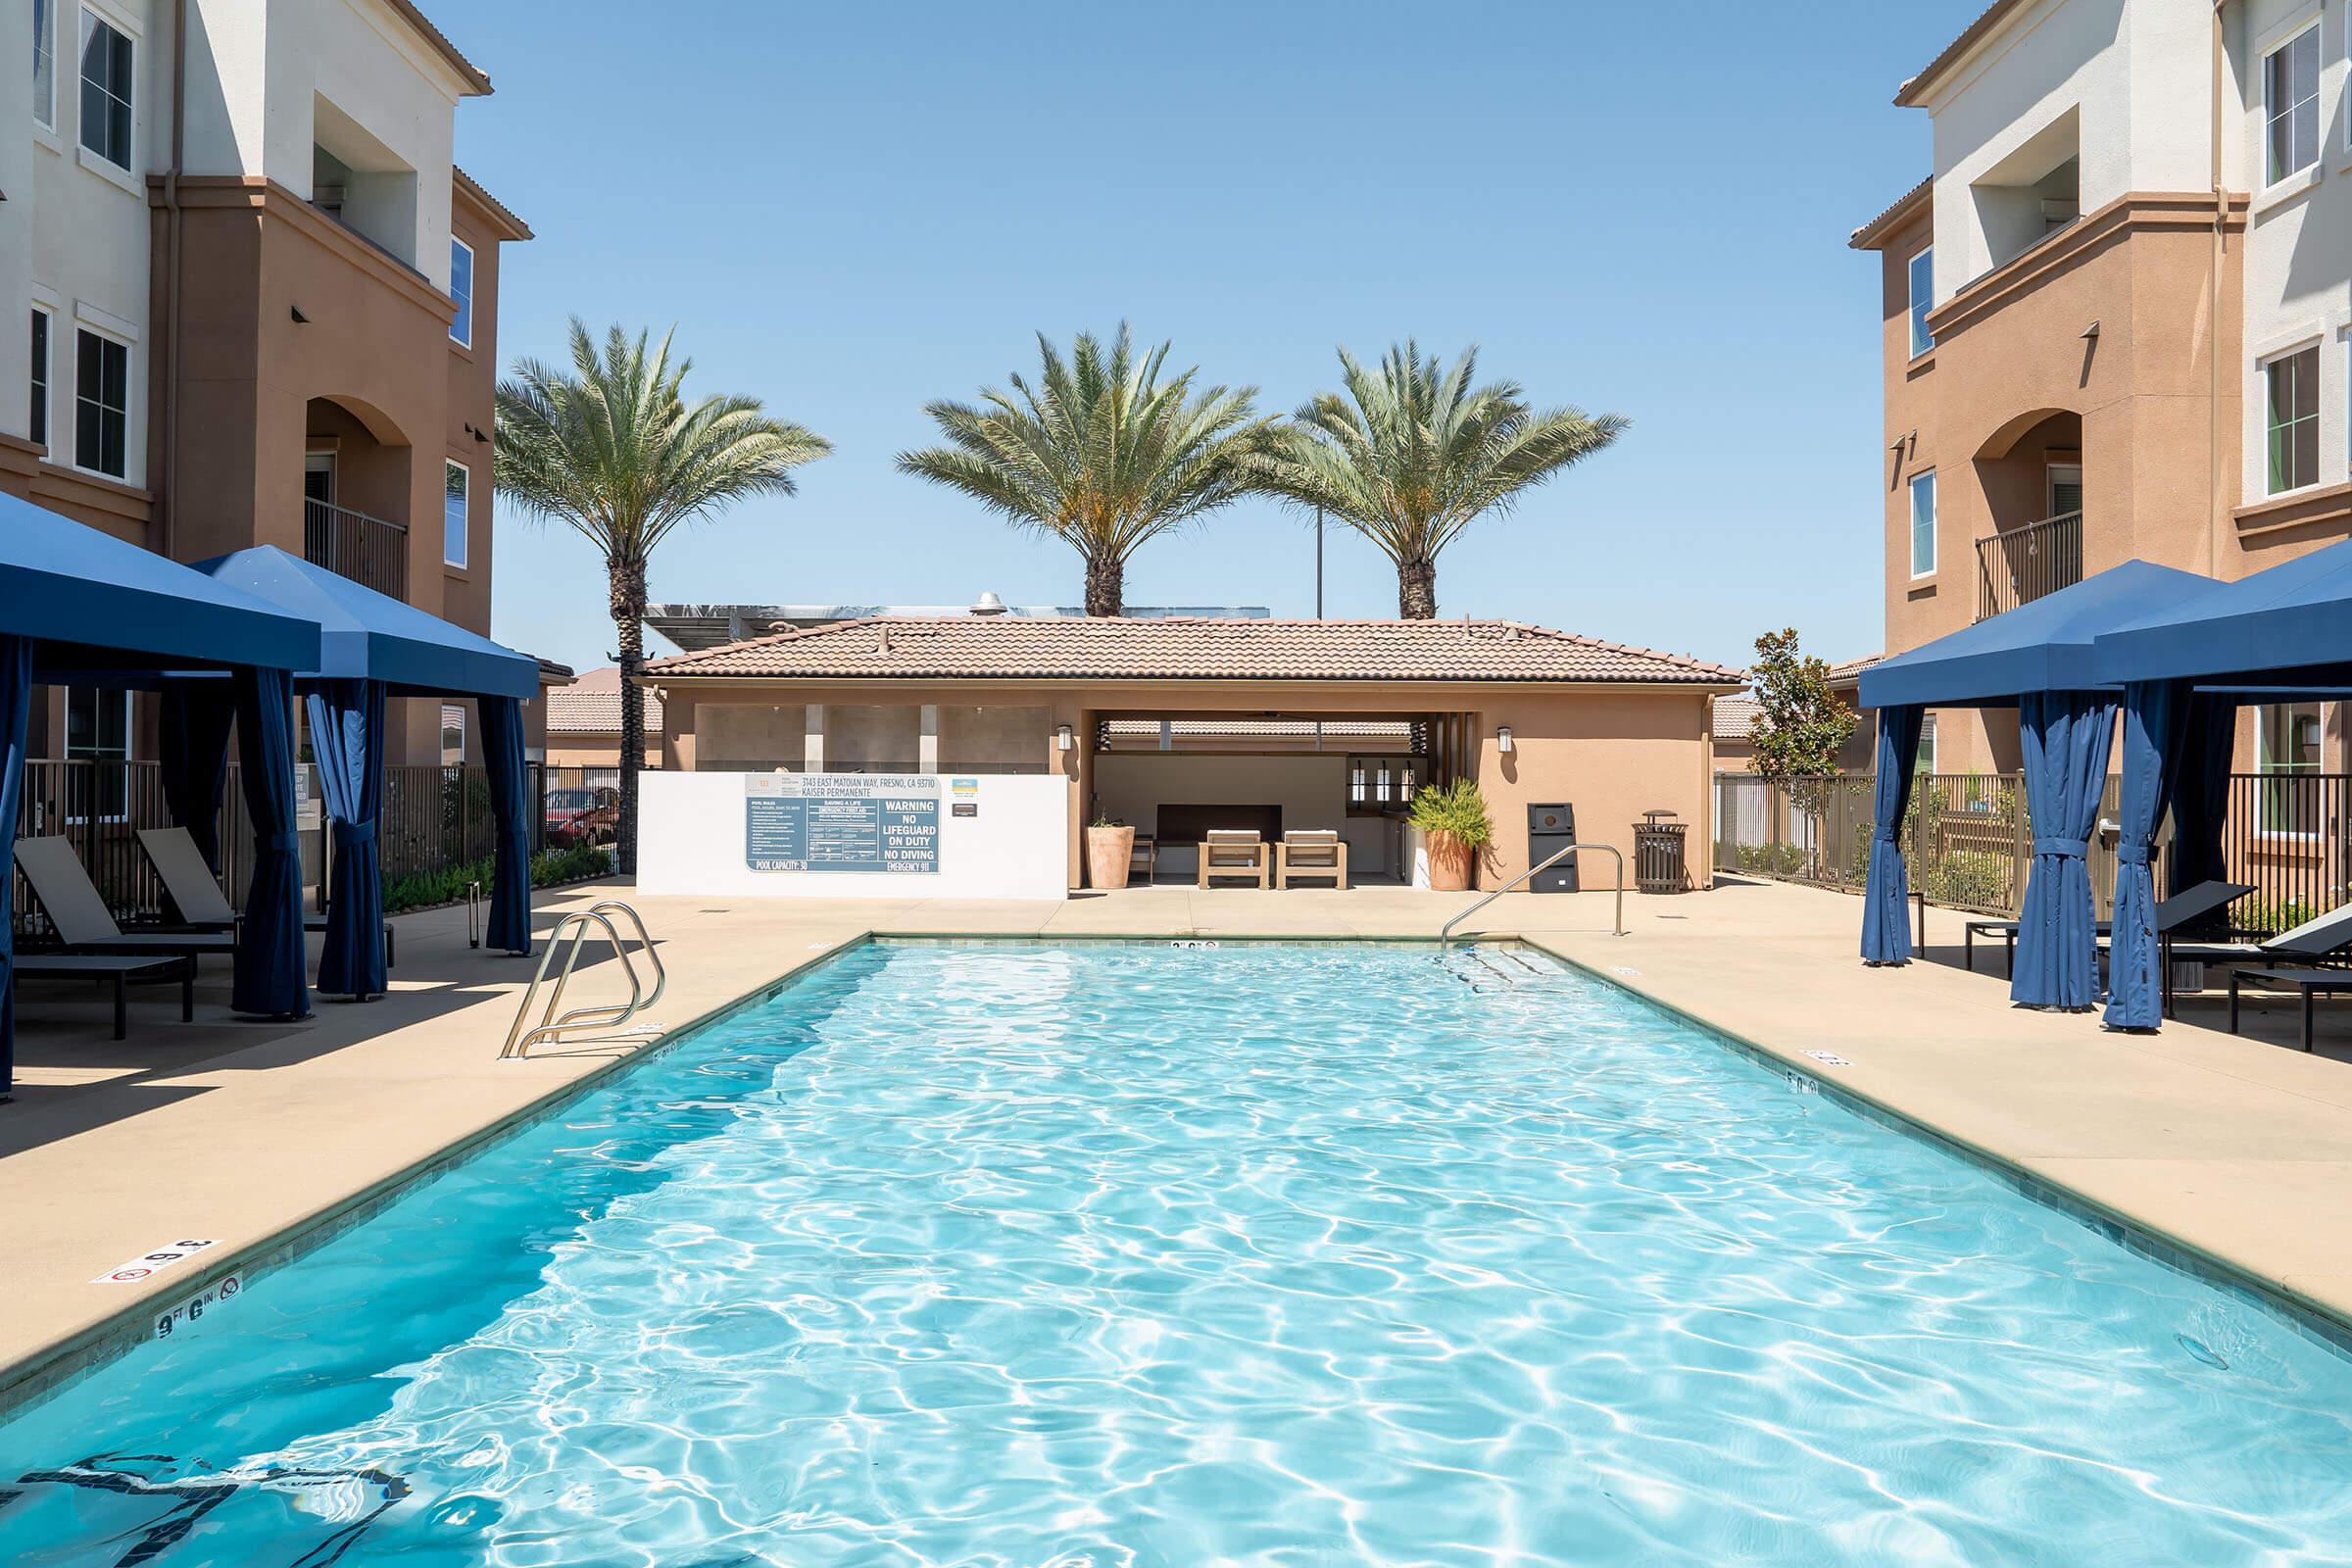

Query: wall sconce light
[1055,723,1073,752]
[1496,725,1514,755]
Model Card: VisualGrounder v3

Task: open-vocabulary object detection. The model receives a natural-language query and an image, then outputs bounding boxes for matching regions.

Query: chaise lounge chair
[1962,880,2253,978]
[1275,830,1348,890]
[136,826,395,967]
[2162,901,2352,1017]
[1198,829,1270,890]
[13,837,238,971]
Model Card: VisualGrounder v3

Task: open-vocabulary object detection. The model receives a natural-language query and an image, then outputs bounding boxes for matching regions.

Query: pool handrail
[499,900,666,1060]
[1440,841,1625,944]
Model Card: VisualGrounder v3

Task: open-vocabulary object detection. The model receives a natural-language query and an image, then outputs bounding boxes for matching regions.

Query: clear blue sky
[458,0,1966,673]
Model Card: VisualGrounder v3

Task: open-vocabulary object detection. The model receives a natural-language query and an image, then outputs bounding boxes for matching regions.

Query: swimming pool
[3,940,2349,1564]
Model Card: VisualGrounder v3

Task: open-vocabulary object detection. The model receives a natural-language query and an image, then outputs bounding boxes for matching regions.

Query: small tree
[1745,630,1858,876]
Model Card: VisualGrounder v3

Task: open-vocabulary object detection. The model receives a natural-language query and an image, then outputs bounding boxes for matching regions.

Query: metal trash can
[1633,808,1690,894]
[1528,803,1579,892]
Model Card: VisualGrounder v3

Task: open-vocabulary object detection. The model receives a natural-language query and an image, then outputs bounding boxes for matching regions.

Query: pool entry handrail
[1441,842,1625,944]
[500,901,668,1060]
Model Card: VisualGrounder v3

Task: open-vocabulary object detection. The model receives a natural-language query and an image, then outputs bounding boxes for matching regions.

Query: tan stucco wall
[657,679,1722,893]
[1875,193,2245,776]
[940,706,1051,770]
[546,735,660,770]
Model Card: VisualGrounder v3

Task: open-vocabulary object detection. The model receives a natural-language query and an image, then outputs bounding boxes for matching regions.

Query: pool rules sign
[745,774,941,874]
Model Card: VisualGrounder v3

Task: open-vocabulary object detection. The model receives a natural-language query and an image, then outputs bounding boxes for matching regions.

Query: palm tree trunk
[609,556,648,877]
[1084,558,1124,617]
[1398,559,1438,619]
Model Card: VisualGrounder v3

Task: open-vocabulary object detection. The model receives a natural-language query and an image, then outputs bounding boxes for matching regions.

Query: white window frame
[443,458,469,568]
[2264,340,2323,496]
[2263,22,2322,187]
[64,686,133,825]
[1906,246,1935,360]
[2256,701,2326,840]
[29,307,52,453]
[448,237,474,348]
[76,5,136,173]
[32,0,57,130]
[1909,470,1937,579]
[72,321,132,480]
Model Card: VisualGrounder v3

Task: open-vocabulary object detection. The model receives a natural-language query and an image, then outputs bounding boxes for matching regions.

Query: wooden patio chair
[1197,829,1270,890]
[1276,830,1348,890]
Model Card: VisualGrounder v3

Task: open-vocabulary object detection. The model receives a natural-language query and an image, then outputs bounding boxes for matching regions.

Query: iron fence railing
[1976,510,2082,621]
[1715,770,2352,937]
[304,497,409,602]
[13,759,551,938]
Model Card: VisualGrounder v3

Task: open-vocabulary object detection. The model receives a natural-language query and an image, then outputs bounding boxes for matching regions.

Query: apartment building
[1853,0,2352,790]
[0,0,531,765]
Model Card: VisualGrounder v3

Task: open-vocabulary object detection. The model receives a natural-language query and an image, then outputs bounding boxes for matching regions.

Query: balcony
[1975,510,2082,621]
[304,497,409,601]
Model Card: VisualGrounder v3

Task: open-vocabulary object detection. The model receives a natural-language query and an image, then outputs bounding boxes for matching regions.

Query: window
[74,326,128,477]
[1914,714,1937,776]
[2258,702,2325,835]
[449,237,474,348]
[66,686,131,822]
[29,310,50,451]
[2265,24,2321,185]
[440,705,466,766]
[2267,344,2321,494]
[2046,462,2082,518]
[1909,470,1937,577]
[443,459,469,568]
[32,0,55,128]
[1907,247,1935,359]
[77,9,133,171]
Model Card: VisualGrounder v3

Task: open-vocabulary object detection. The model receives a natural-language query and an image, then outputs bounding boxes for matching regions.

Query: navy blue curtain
[306,678,385,999]
[2103,680,2189,1030]
[2168,694,2237,916]
[2012,690,2119,1009]
[158,679,236,871]
[1860,705,1926,965]
[231,666,310,1019]
[0,637,32,1099]
[480,696,533,956]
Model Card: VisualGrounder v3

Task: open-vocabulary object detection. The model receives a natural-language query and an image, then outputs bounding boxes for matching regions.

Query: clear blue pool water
[3,940,2351,1565]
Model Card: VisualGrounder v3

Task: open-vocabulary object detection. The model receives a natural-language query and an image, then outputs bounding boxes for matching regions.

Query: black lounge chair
[14,838,236,970]
[2163,901,2352,1017]
[137,827,394,967]
[1962,880,2254,979]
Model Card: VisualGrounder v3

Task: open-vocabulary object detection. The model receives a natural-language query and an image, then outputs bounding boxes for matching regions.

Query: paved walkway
[4,874,2351,1411]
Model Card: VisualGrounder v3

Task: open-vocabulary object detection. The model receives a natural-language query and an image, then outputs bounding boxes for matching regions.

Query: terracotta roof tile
[547,666,662,734]
[1712,695,1761,742]
[644,617,1743,686]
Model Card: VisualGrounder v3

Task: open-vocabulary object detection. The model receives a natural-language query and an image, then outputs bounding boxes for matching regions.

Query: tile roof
[1895,0,2032,108]
[546,665,662,734]
[386,0,492,95]
[453,167,532,242]
[1827,654,1884,686]
[1712,695,1761,743]
[1849,177,1932,250]
[645,617,1744,686]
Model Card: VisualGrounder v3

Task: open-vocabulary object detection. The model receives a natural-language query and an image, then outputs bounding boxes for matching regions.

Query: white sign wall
[638,771,1070,901]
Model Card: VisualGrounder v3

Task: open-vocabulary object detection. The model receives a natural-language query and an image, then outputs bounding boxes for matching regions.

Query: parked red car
[545,786,620,847]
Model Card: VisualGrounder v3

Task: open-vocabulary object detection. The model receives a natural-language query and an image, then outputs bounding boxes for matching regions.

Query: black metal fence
[14,759,558,938]
[1715,770,2352,937]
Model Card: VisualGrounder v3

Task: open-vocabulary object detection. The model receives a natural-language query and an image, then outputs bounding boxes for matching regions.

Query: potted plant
[1086,814,1137,890]
[1408,778,1492,893]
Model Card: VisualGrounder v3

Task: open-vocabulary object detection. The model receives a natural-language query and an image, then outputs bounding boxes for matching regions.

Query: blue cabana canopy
[190,546,541,991]
[190,546,539,699]
[0,491,318,680]
[0,499,323,1097]
[2091,537,2352,687]
[1861,562,2220,710]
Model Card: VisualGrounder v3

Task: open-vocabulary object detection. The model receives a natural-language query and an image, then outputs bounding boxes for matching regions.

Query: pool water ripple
[3,942,2351,1564]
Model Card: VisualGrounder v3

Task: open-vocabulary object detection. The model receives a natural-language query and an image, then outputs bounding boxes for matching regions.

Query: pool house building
[643,615,1744,892]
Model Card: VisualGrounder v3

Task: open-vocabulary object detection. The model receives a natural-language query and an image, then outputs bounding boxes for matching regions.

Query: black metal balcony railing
[1975,510,2082,621]
[304,497,409,601]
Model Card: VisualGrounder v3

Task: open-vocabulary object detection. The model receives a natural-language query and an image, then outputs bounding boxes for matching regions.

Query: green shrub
[1406,778,1493,850]
[382,841,615,915]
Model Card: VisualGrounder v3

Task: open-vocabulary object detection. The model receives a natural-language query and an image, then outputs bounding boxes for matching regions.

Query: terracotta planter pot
[1426,832,1475,893]
[1086,824,1136,891]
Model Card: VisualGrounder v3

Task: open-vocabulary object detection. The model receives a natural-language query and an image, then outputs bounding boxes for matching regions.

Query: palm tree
[1250,343,1627,618]
[896,325,1276,615]
[495,320,829,874]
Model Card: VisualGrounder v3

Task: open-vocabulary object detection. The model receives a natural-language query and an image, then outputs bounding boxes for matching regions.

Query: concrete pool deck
[6,872,2352,1411]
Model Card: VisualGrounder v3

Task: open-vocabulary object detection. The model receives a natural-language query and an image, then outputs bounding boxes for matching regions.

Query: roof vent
[971,591,1007,615]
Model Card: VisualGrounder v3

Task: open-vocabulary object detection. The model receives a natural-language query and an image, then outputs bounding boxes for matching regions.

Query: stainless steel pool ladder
[499,901,667,1060]
[1440,841,1625,945]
